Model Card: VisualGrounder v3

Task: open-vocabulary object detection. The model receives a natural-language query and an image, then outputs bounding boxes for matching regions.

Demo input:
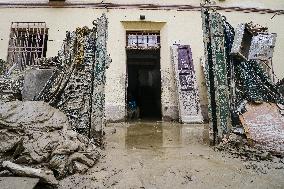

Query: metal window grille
[126,31,160,50]
[7,22,48,72]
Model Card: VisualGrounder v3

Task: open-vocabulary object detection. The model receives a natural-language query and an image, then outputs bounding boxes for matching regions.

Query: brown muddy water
[59,121,284,189]
[125,122,209,150]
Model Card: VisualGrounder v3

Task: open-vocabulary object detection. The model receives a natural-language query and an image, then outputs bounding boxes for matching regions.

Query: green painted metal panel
[201,8,231,143]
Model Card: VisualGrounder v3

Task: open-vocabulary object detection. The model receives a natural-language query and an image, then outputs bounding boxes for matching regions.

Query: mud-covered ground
[59,122,284,189]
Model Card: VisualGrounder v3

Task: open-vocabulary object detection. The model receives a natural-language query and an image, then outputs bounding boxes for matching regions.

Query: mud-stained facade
[0,0,283,122]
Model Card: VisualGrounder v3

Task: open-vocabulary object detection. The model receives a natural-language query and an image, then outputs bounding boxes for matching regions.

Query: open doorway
[126,49,161,120]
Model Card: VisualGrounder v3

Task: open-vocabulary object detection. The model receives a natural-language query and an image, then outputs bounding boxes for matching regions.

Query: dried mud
[59,122,284,189]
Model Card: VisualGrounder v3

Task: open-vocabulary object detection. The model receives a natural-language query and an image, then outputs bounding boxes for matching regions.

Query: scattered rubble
[214,133,284,174]
[0,14,110,188]
[0,5,283,188]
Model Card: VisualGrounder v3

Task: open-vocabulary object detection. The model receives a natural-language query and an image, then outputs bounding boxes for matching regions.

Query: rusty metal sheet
[171,45,203,123]
[240,102,284,154]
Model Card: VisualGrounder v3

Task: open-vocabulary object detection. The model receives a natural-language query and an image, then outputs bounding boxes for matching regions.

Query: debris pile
[215,133,284,174]
[231,23,284,155]
[35,27,96,136]
[215,133,273,160]
[201,7,284,155]
[0,100,100,187]
[35,15,110,139]
[0,14,109,187]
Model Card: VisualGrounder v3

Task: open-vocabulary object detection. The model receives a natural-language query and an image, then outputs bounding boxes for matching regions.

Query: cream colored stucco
[1,0,284,10]
[0,0,283,121]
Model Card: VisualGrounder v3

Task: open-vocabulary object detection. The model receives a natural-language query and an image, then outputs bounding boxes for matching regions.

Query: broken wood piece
[68,152,95,167]
[2,161,58,186]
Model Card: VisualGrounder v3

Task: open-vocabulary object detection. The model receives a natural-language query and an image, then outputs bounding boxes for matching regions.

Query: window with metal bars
[7,22,48,71]
[126,31,160,50]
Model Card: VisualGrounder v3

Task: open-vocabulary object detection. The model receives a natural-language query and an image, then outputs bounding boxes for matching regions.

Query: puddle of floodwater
[125,122,209,150]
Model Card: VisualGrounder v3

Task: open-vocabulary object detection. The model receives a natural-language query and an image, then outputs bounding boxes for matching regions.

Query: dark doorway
[126,49,161,120]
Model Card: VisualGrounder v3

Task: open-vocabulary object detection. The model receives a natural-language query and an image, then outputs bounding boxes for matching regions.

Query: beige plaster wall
[1,0,284,10]
[0,2,283,121]
[105,9,207,121]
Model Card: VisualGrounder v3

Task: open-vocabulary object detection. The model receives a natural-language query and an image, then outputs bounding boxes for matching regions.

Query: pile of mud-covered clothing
[0,100,100,187]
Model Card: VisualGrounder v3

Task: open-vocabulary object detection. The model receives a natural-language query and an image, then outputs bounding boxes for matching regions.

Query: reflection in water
[125,122,209,150]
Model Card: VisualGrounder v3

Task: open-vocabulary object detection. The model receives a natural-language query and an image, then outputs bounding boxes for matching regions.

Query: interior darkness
[127,49,161,120]
[240,27,253,59]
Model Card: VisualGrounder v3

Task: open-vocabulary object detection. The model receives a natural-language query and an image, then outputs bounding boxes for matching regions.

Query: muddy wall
[0,0,283,122]
[1,0,283,10]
